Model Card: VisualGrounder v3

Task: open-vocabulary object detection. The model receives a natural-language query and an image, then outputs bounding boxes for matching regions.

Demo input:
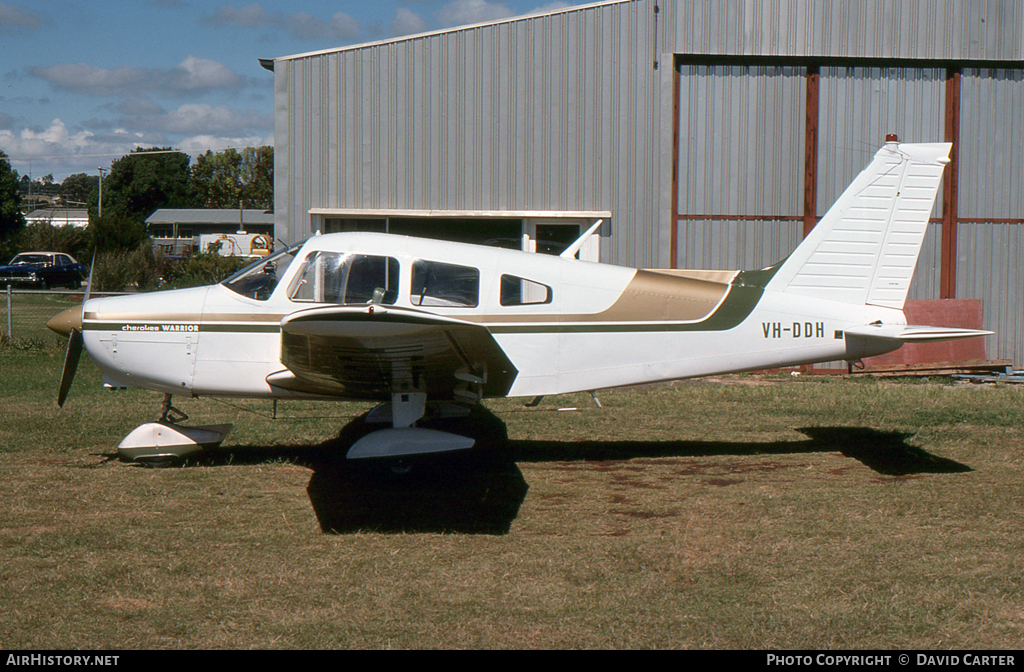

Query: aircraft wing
[267,305,518,401]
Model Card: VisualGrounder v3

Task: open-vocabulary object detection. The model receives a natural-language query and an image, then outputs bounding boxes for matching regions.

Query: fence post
[5,285,11,341]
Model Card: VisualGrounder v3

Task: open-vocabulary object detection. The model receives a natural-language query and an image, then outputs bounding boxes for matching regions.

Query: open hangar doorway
[311,210,610,263]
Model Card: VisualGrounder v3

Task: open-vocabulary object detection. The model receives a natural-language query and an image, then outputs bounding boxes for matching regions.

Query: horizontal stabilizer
[844,324,992,342]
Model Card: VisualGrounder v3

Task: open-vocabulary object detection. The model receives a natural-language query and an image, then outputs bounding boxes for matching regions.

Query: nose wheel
[117,394,233,466]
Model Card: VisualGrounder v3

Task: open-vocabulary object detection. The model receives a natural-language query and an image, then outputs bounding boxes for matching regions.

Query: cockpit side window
[290,252,400,304]
[411,260,479,308]
[500,275,552,306]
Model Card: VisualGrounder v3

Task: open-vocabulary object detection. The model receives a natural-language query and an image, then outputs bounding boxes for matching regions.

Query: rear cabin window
[500,275,552,306]
[411,260,479,308]
[290,252,400,304]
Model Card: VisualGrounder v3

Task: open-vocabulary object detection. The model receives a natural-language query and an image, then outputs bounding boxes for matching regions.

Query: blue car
[0,252,87,289]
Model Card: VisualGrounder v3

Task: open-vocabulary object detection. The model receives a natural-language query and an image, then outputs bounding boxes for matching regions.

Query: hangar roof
[259,0,624,70]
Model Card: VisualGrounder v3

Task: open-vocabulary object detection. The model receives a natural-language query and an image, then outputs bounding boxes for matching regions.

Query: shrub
[91,244,159,292]
[160,252,247,289]
[8,222,90,261]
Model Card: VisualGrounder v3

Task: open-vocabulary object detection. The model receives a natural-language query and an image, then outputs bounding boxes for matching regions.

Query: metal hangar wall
[267,0,1024,363]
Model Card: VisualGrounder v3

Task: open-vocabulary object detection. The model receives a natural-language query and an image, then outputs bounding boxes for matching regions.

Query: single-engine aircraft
[48,139,990,464]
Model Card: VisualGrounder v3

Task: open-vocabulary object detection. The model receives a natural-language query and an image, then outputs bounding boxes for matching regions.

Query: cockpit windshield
[222,242,303,300]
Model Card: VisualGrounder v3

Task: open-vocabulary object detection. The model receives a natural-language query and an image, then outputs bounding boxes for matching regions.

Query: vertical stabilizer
[766,141,951,309]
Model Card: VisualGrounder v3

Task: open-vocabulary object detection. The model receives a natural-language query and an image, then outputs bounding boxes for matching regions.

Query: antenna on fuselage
[559,219,603,259]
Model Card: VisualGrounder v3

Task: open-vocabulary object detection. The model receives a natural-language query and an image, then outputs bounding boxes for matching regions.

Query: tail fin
[766,140,951,309]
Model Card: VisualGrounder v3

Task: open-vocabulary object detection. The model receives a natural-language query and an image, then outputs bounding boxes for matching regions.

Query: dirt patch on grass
[671,458,807,477]
[24,457,74,467]
[705,477,744,487]
[873,474,927,484]
[609,508,675,519]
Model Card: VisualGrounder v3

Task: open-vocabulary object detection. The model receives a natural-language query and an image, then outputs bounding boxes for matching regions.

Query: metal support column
[941,68,961,299]
[803,66,820,237]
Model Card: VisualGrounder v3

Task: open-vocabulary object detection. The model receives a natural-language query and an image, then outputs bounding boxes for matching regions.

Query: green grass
[2,346,1023,649]
[1,290,89,345]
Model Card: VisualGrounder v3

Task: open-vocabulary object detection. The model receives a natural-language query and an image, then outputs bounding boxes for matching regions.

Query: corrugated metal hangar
[262,0,1024,364]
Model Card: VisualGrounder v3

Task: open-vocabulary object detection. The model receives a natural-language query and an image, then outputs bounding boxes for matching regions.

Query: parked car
[0,252,87,289]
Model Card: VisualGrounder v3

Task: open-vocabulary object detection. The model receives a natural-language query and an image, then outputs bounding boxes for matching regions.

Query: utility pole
[97,167,106,218]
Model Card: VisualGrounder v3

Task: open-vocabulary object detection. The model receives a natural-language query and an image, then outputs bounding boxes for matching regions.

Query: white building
[25,208,89,228]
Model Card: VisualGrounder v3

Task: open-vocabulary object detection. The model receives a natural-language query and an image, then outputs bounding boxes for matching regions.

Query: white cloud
[435,0,515,27]
[0,119,94,156]
[0,108,272,180]
[30,56,244,98]
[153,103,271,135]
[0,2,42,33]
[391,8,428,37]
[178,133,273,156]
[166,56,245,94]
[328,12,361,39]
[0,119,134,177]
[203,3,360,41]
[526,2,573,14]
[111,98,166,117]
[30,63,150,97]
[287,11,360,40]
[201,2,272,28]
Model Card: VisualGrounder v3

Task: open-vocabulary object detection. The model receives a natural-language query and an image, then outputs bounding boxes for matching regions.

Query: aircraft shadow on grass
[103,409,971,536]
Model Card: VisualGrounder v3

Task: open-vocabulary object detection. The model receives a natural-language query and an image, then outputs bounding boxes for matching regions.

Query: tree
[191,148,242,209]
[97,147,193,222]
[89,147,192,251]
[0,151,25,245]
[89,210,149,253]
[15,222,90,260]
[192,146,273,209]
[239,146,273,209]
[60,173,99,206]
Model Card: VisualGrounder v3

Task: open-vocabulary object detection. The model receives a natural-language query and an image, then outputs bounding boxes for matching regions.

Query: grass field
[2,344,1023,649]
[1,290,100,345]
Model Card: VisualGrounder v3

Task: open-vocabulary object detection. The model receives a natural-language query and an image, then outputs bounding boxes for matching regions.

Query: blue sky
[1,0,591,181]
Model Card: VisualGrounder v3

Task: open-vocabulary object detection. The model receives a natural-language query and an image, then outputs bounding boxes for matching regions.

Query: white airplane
[48,139,990,465]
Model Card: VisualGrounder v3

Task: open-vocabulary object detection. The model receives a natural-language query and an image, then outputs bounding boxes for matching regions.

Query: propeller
[57,327,83,408]
[48,252,94,408]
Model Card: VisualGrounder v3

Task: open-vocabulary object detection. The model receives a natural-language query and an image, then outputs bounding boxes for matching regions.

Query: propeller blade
[54,252,94,407]
[57,328,83,408]
[84,250,96,303]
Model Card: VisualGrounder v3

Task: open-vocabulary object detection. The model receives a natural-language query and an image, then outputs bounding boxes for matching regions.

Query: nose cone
[47,305,84,336]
